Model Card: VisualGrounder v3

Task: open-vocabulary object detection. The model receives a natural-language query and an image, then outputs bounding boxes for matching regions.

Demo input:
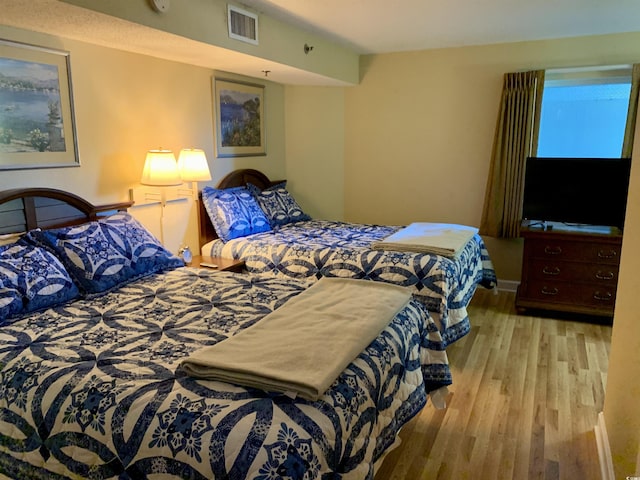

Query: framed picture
[0,39,79,170]
[213,78,265,158]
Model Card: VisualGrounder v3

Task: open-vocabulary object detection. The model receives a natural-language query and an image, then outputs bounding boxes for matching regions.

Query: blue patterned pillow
[27,212,184,296]
[247,182,311,228]
[201,186,271,241]
[0,240,79,325]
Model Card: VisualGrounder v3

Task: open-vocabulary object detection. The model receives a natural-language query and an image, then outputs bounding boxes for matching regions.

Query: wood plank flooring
[376,288,612,479]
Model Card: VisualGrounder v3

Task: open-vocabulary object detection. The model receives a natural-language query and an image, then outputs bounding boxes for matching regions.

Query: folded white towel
[180,277,412,400]
[372,222,478,258]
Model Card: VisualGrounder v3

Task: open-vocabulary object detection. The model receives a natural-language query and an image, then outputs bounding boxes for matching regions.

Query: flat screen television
[522,156,632,230]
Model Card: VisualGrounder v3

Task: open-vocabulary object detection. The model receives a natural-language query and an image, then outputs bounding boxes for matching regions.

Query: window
[537,66,632,158]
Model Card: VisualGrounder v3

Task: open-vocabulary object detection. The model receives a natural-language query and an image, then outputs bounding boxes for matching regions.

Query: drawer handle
[595,271,615,280]
[544,246,562,255]
[542,266,561,276]
[597,249,617,259]
[541,286,559,296]
[593,291,613,302]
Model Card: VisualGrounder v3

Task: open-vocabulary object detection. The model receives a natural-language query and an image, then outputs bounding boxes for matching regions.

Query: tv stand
[515,221,622,317]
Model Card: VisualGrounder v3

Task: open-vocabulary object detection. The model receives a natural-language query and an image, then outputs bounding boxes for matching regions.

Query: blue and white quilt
[0,268,448,480]
[204,220,497,347]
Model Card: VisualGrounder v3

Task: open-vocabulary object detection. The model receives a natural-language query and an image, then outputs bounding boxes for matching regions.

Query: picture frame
[213,78,265,158]
[0,39,79,170]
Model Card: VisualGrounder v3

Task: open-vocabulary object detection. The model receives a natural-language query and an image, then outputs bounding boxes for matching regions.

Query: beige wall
[604,108,640,478]
[0,25,287,253]
[337,32,640,283]
[284,86,345,220]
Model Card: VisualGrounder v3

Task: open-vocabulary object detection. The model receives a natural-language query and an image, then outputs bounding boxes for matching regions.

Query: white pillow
[0,232,24,246]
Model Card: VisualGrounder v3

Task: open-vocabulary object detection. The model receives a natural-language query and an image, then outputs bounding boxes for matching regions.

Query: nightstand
[189,255,245,273]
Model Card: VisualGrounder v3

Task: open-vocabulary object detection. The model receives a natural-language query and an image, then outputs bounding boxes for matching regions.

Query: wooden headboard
[0,188,133,235]
[198,169,284,248]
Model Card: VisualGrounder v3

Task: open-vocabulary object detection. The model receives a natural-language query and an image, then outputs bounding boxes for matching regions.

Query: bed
[199,169,497,347]
[0,188,450,479]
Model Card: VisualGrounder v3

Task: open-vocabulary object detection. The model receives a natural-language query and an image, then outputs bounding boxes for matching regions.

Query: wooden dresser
[515,222,622,317]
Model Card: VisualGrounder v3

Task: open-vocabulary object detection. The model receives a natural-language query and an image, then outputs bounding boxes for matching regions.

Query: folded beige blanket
[180,277,411,401]
[372,222,478,258]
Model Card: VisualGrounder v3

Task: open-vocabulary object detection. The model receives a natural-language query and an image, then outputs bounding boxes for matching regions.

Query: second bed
[199,169,497,347]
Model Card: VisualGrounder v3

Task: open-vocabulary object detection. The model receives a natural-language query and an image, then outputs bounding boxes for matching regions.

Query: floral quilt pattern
[0,268,445,479]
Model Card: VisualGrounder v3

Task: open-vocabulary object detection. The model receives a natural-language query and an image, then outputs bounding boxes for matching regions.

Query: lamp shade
[178,148,212,182]
[140,149,182,186]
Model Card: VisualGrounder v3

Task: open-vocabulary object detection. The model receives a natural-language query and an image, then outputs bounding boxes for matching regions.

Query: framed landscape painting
[213,77,265,158]
[0,39,79,170]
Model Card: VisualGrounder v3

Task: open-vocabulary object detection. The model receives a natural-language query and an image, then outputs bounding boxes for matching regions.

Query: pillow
[0,232,25,246]
[201,186,271,241]
[0,240,79,325]
[27,212,184,296]
[247,182,311,228]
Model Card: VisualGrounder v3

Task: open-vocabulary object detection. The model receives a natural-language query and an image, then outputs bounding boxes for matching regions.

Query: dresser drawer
[526,238,621,265]
[522,279,617,310]
[517,224,622,317]
[528,259,619,285]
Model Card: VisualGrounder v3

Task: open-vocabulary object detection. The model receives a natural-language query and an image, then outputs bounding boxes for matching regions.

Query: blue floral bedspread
[0,268,448,479]
[205,220,497,347]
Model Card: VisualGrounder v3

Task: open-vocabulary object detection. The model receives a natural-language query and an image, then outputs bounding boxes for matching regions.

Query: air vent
[228,5,258,45]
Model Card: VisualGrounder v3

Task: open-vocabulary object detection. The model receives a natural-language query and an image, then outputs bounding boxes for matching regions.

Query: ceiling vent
[228,5,259,45]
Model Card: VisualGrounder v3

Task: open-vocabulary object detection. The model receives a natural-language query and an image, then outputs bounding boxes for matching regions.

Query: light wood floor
[376,288,612,480]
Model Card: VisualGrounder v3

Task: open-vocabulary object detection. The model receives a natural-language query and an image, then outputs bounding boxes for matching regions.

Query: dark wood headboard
[0,188,133,235]
[198,169,284,248]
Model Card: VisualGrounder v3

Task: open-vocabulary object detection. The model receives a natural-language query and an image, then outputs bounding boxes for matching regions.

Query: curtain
[480,70,545,239]
[622,63,640,158]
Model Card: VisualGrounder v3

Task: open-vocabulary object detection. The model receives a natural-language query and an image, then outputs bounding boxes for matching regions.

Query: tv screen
[522,157,632,230]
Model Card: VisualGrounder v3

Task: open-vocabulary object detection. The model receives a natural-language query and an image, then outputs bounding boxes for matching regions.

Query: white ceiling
[238,0,640,54]
[1,0,640,85]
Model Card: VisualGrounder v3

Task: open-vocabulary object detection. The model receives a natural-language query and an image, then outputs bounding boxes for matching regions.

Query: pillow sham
[247,182,311,228]
[0,240,79,325]
[27,212,183,296]
[201,186,271,241]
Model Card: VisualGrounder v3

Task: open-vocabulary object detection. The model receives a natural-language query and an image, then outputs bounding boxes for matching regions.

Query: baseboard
[496,279,519,293]
[595,411,615,480]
